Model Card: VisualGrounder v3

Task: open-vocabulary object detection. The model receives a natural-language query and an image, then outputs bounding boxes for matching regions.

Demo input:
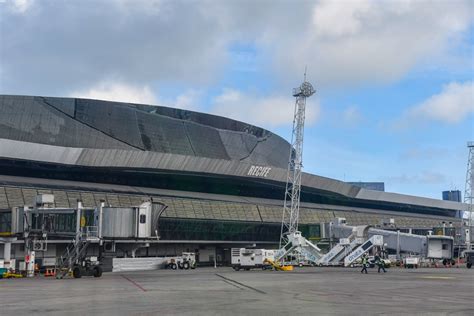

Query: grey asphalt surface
[0,266,473,315]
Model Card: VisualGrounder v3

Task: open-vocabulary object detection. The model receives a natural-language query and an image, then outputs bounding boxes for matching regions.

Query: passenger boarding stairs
[56,226,99,279]
[317,233,361,266]
[344,235,384,267]
[275,231,323,264]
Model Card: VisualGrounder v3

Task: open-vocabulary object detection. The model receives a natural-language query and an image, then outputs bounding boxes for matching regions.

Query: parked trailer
[231,248,274,271]
[403,257,420,269]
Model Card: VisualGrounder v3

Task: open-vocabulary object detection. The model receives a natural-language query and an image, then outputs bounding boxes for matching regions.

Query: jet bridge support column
[75,200,83,261]
[4,241,11,263]
[1,237,16,269]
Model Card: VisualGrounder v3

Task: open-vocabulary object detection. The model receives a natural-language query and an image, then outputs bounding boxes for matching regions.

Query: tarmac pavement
[0,266,473,315]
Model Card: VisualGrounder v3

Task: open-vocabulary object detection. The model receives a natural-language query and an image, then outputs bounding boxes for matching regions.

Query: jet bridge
[325,219,454,264]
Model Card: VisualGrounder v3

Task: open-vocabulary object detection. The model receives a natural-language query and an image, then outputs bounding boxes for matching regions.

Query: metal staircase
[318,233,361,266]
[344,235,384,267]
[275,231,322,264]
[56,227,99,279]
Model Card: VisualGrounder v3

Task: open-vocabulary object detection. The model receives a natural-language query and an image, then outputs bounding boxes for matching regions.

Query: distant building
[348,182,385,192]
[442,190,461,202]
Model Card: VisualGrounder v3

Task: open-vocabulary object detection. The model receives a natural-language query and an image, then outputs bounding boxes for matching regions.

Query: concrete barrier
[112,257,169,272]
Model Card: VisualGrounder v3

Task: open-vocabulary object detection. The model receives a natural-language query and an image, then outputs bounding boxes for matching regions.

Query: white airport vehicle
[165,252,196,270]
[403,257,420,269]
[231,248,275,271]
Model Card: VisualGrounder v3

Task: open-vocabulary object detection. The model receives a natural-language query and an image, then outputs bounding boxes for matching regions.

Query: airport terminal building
[0,95,467,264]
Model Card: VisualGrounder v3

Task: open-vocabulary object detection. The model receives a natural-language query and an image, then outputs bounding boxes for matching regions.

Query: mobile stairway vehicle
[56,228,103,279]
[317,225,369,266]
[344,235,384,267]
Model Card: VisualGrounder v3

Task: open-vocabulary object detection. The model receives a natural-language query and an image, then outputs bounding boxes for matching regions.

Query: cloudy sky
[1,0,473,199]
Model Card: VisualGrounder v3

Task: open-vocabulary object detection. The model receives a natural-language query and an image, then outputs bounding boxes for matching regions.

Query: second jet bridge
[325,219,454,265]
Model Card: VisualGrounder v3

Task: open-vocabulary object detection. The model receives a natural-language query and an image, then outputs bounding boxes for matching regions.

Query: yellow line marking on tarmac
[419,276,455,280]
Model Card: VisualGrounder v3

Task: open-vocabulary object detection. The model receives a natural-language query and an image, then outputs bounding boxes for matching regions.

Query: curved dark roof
[0,94,467,218]
[0,95,290,168]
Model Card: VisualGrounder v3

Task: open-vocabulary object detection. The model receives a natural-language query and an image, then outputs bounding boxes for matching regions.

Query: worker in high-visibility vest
[80,216,86,228]
[361,253,369,274]
[375,253,387,273]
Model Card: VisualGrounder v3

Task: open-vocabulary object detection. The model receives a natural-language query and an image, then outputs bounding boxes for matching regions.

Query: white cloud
[211,89,320,128]
[409,81,474,124]
[70,81,204,112]
[157,89,203,111]
[70,82,157,105]
[1,0,472,95]
[3,0,35,13]
[174,90,202,111]
[269,0,473,86]
[113,0,163,15]
[342,105,364,126]
[312,0,373,38]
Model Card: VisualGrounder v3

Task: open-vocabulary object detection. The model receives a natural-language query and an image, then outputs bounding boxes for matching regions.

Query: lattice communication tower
[465,141,474,246]
[279,76,316,248]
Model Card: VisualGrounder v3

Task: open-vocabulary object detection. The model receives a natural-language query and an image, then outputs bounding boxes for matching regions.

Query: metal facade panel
[0,183,461,230]
[5,187,24,207]
[0,187,8,208]
[53,190,70,208]
[184,122,230,160]
[75,99,145,150]
[80,192,96,208]
[118,195,132,207]
[66,191,81,207]
[135,111,194,155]
[41,97,76,117]
[241,134,290,169]
[355,188,465,211]
[218,129,255,160]
[93,193,108,206]
[1,95,291,164]
[102,207,135,238]
[0,96,132,150]
[0,139,83,165]
[106,194,120,207]
[21,188,38,207]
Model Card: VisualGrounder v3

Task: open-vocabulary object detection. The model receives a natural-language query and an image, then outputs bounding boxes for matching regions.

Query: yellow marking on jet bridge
[420,276,455,280]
